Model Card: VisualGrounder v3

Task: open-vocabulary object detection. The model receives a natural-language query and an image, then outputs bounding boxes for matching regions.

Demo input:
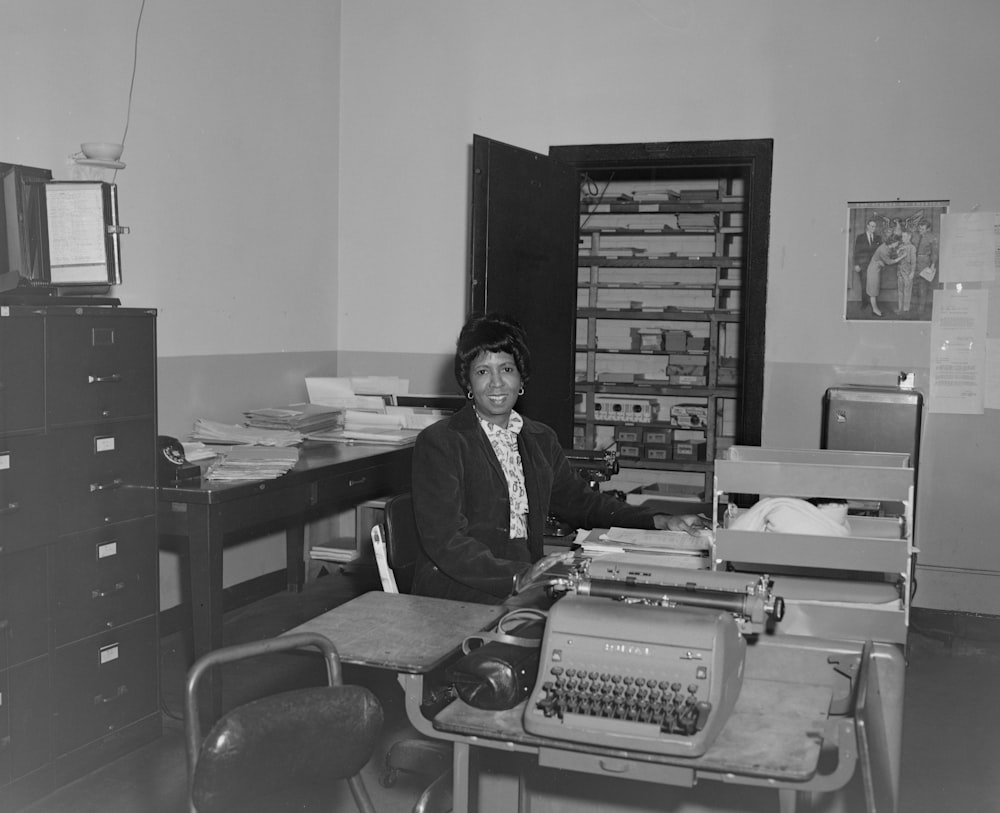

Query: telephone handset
[158,435,201,484]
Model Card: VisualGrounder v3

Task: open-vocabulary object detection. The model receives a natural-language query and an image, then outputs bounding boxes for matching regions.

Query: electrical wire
[113,0,147,183]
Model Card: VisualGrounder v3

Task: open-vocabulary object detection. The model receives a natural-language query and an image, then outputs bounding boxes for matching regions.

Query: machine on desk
[521,562,785,758]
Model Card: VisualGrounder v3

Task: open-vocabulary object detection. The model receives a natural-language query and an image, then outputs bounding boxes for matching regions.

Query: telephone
[158,435,201,484]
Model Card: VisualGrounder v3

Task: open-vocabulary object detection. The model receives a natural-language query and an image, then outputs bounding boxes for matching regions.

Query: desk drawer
[52,420,155,533]
[46,314,155,426]
[51,616,158,757]
[0,314,45,434]
[0,434,52,552]
[312,464,398,507]
[0,547,48,670]
[49,518,157,646]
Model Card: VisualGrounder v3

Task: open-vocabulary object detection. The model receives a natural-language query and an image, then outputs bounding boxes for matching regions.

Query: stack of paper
[244,403,345,433]
[576,527,711,570]
[181,441,218,462]
[309,544,357,563]
[204,446,300,481]
[190,418,302,447]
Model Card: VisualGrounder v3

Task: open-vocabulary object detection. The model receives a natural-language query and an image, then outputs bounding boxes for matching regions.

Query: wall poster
[845,200,949,322]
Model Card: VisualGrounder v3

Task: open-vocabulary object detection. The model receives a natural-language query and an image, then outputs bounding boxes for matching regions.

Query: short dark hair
[454,312,531,392]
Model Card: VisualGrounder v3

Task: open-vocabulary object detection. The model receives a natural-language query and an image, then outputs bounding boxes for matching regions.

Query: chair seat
[193,685,383,813]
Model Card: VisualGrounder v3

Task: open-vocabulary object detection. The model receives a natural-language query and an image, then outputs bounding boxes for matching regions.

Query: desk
[159,442,412,721]
[292,592,904,813]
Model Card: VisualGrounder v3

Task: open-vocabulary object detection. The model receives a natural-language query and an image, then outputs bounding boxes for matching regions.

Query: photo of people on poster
[845,200,948,321]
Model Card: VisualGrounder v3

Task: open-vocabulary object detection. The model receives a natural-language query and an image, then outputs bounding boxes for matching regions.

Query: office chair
[184,632,383,813]
[375,492,454,813]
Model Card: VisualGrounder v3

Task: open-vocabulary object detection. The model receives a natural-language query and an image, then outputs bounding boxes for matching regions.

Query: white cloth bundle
[728,497,851,536]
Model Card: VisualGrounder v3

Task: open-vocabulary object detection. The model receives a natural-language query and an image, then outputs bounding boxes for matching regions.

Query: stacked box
[594,397,656,423]
[617,441,643,460]
[641,426,672,462]
[614,425,643,444]
[641,427,672,446]
[718,367,738,386]
[662,330,689,351]
[630,327,664,351]
[644,445,671,462]
[670,404,709,429]
[673,438,707,461]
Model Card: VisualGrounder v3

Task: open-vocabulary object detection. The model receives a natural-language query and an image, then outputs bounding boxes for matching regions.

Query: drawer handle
[88,373,122,384]
[348,477,367,487]
[92,581,127,600]
[93,684,129,705]
[0,500,20,516]
[90,478,124,493]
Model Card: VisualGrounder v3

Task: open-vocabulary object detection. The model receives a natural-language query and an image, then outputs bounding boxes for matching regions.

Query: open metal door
[469,135,580,448]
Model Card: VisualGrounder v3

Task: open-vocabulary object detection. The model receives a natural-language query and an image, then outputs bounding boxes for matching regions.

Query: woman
[410,312,707,604]
[865,236,904,317]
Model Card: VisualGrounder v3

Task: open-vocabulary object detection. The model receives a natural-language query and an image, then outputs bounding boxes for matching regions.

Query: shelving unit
[572,177,746,500]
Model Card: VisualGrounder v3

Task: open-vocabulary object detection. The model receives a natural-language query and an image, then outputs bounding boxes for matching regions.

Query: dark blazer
[854,229,881,271]
[410,404,658,603]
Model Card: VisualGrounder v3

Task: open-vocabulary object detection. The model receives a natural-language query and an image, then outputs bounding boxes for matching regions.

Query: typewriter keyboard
[534,666,713,735]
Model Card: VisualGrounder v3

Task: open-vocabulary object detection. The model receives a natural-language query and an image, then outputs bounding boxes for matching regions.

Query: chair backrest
[383,492,419,595]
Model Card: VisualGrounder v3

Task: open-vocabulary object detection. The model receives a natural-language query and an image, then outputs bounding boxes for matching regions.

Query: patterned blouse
[477,410,529,539]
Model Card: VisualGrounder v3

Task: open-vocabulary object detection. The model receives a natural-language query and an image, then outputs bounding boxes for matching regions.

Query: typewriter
[519,556,784,757]
[523,595,746,757]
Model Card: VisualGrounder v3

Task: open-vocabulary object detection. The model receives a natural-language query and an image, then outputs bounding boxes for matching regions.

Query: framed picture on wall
[845,199,949,322]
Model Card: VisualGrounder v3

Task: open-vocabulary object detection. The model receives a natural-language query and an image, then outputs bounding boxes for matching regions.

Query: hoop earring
[518,387,525,396]
[467,391,474,400]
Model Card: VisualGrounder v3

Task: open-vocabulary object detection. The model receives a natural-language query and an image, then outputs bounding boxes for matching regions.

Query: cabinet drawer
[0,547,48,669]
[52,421,155,533]
[1,657,51,784]
[0,314,45,434]
[50,518,157,646]
[46,314,155,426]
[0,434,53,552]
[52,617,158,757]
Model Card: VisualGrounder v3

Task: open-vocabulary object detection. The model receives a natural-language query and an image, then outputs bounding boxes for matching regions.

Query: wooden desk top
[289,591,504,673]
[433,673,833,781]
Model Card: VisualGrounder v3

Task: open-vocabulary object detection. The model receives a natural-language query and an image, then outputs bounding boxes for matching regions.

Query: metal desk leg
[778,788,799,813]
[452,741,472,813]
[184,504,224,727]
[285,519,306,592]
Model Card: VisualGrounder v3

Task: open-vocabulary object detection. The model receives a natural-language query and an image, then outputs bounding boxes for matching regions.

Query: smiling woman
[408,312,707,604]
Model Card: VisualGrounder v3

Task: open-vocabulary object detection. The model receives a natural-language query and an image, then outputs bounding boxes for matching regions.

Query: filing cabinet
[0,305,159,810]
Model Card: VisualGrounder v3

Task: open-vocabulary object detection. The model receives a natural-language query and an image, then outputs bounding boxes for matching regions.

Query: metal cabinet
[0,305,159,811]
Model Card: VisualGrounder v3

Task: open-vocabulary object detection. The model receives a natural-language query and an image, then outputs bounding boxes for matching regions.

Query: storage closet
[470,137,772,501]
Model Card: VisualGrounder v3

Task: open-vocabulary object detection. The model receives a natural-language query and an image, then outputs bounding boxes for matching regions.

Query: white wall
[8,1,1000,614]
[2,0,344,608]
[2,0,341,358]
[337,0,1000,613]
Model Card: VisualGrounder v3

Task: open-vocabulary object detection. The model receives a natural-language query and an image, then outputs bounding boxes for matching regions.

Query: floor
[17,567,1000,813]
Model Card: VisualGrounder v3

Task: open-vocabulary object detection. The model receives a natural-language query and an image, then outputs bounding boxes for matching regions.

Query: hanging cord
[578,172,614,231]
[113,0,147,183]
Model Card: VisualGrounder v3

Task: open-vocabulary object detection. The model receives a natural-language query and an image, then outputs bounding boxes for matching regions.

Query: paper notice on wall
[939,212,999,283]
[929,287,988,414]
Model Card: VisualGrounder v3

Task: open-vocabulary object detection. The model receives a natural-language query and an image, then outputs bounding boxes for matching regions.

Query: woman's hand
[653,513,710,534]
